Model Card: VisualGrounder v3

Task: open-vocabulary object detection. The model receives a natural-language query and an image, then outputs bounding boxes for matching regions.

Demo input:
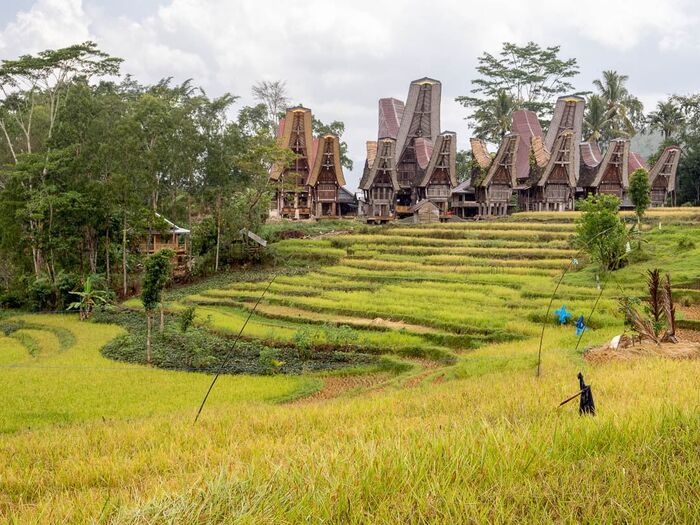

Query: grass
[1,210,700,522]
[0,315,315,434]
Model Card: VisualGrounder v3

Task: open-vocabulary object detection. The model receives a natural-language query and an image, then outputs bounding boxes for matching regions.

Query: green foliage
[456,41,579,140]
[591,70,644,142]
[629,168,651,222]
[677,236,696,250]
[141,250,173,312]
[67,274,112,320]
[574,194,628,271]
[178,305,196,333]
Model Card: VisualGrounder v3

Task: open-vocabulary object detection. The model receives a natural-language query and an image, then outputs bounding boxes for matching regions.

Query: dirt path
[289,373,390,405]
[586,339,700,363]
[249,302,442,335]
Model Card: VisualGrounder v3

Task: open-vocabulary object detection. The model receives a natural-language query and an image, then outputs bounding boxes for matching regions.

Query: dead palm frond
[662,273,678,343]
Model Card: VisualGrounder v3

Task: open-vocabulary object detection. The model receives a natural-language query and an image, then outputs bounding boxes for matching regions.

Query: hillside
[1,210,700,523]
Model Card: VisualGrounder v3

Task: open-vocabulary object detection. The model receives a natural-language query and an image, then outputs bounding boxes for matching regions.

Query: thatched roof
[307,134,346,187]
[537,130,577,187]
[378,98,405,139]
[531,136,550,168]
[419,132,457,188]
[590,139,630,188]
[414,137,434,170]
[395,78,441,161]
[360,138,399,191]
[628,151,648,173]
[649,145,681,192]
[580,141,602,168]
[545,95,585,152]
[481,133,519,187]
[270,106,314,181]
[511,110,544,180]
[545,96,584,181]
[470,138,492,169]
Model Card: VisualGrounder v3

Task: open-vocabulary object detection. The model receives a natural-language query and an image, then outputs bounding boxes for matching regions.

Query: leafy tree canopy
[456,41,580,141]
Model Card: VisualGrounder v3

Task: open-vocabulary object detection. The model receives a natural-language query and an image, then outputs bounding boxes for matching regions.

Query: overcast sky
[1,0,699,190]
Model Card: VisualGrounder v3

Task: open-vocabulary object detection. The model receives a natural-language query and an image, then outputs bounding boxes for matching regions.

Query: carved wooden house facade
[270,106,353,219]
[361,78,456,222]
[465,94,680,217]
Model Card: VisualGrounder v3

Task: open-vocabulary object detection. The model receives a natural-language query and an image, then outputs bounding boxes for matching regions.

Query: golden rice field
[2,211,700,523]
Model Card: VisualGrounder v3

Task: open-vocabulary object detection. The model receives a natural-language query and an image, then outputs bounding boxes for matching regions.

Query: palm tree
[473,89,516,142]
[648,100,684,140]
[584,94,612,144]
[592,70,644,139]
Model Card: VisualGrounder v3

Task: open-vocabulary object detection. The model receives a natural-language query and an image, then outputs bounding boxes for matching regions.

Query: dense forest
[0,42,304,309]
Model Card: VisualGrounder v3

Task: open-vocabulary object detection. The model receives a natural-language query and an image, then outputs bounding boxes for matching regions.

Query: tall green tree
[583,94,611,143]
[591,70,644,141]
[141,249,173,362]
[648,100,684,140]
[0,42,121,277]
[456,41,579,139]
[575,194,628,271]
[629,168,652,237]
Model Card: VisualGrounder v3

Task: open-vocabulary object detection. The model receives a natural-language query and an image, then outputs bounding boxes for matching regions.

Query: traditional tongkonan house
[475,133,519,216]
[530,130,578,211]
[517,97,584,211]
[362,79,456,222]
[394,78,442,214]
[307,134,346,217]
[417,131,458,215]
[585,138,631,201]
[360,98,403,222]
[648,146,681,207]
[462,93,680,218]
[270,106,314,219]
[270,106,355,220]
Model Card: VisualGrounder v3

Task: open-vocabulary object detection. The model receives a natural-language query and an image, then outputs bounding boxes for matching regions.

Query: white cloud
[0,0,91,55]
[1,0,699,189]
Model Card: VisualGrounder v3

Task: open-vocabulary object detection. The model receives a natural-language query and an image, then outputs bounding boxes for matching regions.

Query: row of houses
[358,79,680,222]
[266,79,681,223]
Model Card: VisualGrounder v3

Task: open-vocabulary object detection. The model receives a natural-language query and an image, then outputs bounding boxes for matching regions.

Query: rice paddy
[2,212,700,523]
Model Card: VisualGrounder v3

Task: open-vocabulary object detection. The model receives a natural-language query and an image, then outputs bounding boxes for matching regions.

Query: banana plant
[67,276,111,320]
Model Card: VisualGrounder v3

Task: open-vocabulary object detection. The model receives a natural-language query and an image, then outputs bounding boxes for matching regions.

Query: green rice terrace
[3,210,700,523]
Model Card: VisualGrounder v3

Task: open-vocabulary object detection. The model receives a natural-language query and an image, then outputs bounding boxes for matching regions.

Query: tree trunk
[215,205,221,273]
[159,295,165,333]
[122,216,128,297]
[146,313,152,364]
[105,227,110,286]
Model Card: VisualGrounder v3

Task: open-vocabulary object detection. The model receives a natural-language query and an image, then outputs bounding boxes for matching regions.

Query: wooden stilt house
[394,78,442,215]
[269,106,314,219]
[360,98,403,223]
[417,131,457,215]
[531,130,578,211]
[649,146,681,207]
[476,134,519,216]
[587,139,630,201]
[307,134,346,218]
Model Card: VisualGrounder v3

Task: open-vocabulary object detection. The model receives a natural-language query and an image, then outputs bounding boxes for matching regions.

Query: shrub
[179,306,196,333]
[574,194,628,271]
